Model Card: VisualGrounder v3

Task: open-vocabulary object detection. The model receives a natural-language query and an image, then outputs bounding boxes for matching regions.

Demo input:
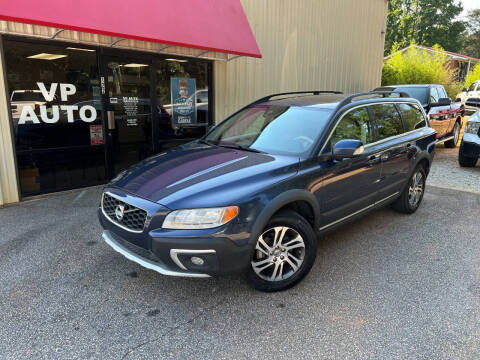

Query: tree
[461,9,480,59]
[382,44,462,98]
[464,63,480,89]
[385,0,465,55]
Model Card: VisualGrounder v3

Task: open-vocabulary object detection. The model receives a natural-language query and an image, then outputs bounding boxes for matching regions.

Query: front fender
[248,189,320,246]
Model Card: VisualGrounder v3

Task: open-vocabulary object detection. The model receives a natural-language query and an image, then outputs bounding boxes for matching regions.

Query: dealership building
[0,0,388,206]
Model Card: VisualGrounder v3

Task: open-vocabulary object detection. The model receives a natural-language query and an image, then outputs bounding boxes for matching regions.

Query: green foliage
[461,9,480,59]
[382,44,462,99]
[464,63,480,90]
[385,0,465,55]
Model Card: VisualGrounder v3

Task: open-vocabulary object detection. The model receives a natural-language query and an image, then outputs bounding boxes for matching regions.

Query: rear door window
[330,106,374,147]
[369,103,404,141]
[430,88,439,103]
[397,103,426,131]
[437,87,448,99]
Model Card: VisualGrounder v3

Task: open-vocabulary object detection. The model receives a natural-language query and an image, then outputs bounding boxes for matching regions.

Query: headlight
[162,206,239,229]
[465,121,480,134]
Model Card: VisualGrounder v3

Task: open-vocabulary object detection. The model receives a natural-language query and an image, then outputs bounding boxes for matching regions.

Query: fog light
[191,256,204,266]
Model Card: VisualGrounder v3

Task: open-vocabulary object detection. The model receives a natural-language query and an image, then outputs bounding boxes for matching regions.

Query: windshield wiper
[198,139,216,146]
[217,144,263,153]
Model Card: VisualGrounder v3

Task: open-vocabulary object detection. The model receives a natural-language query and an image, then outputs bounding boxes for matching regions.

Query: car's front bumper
[98,192,253,277]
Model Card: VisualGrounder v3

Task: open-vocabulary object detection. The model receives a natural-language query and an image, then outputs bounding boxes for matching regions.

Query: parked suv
[459,99,480,167]
[376,85,463,147]
[99,91,436,291]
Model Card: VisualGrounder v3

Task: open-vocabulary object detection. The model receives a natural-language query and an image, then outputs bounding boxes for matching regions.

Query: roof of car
[258,92,418,110]
[264,94,346,108]
[382,84,441,88]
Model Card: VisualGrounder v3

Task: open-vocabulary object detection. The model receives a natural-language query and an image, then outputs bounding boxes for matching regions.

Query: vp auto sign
[18,82,97,124]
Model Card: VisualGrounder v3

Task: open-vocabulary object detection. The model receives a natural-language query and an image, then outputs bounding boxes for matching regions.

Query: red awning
[0,0,261,58]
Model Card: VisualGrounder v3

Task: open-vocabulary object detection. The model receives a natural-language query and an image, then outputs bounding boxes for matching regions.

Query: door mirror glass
[332,139,364,161]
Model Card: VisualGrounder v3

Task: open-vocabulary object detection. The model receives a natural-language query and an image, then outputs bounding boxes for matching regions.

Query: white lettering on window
[37,82,57,102]
[18,106,40,124]
[79,105,96,123]
[60,105,78,123]
[60,83,76,101]
[40,105,60,124]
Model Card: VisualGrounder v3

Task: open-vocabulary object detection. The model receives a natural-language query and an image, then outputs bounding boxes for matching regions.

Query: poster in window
[171,77,196,125]
[89,124,104,145]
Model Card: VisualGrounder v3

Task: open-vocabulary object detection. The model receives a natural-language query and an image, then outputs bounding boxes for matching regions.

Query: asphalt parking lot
[1,157,480,359]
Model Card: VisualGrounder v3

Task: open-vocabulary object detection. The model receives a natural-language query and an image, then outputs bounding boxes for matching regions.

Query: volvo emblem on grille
[115,204,125,221]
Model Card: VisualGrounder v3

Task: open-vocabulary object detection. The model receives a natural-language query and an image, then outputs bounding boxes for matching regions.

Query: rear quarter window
[397,103,426,131]
[369,103,404,141]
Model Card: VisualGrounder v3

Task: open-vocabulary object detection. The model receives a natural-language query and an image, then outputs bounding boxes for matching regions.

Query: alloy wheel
[408,170,424,208]
[251,226,305,282]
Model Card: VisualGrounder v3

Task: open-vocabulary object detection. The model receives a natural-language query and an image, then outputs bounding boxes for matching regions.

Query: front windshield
[394,87,428,105]
[205,104,333,156]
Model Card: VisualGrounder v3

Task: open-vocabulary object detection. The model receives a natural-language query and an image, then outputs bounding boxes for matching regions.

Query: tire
[391,165,426,214]
[444,122,460,148]
[458,141,478,167]
[246,210,317,292]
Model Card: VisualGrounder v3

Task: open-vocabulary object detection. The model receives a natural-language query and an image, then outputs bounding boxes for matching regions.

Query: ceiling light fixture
[66,47,96,52]
[165,58,188,63]
[27,53,68,60]
[121,63,149,68]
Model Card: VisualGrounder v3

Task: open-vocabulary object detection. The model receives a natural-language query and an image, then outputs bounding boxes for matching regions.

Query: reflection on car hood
[109,142,299,208]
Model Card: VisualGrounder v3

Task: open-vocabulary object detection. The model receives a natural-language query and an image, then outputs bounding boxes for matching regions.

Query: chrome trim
[101,192,147,233]
[102,231,210,278]
[319,192,400,231]
[170,249,216,270]
[319,101,429,154]
[436,135,453,144]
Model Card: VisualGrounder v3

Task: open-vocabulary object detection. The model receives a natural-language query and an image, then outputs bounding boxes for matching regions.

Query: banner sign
[171,77,196,125]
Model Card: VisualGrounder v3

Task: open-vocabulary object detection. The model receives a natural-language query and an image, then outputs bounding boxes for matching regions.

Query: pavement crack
[121,298,226,359]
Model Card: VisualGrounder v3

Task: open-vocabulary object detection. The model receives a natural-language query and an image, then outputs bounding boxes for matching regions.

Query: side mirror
[332,139,364,161]
[432,97,451,107]
[462,88,467,92]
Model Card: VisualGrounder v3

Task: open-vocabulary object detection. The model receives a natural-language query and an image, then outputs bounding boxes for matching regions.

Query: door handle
[368,154,381,166]
[107,110,115,130]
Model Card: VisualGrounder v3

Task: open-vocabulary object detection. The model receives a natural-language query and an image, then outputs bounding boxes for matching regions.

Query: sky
[459,0,478,18]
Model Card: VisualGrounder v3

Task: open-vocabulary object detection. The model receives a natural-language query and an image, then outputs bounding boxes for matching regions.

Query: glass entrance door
[104,57,154,176]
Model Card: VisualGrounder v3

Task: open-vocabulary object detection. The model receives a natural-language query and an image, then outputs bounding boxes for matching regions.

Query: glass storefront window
[156,59,209,151]
[4,40,105,196]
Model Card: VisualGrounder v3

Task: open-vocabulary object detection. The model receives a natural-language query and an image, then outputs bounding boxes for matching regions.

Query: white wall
[214,0,388,122]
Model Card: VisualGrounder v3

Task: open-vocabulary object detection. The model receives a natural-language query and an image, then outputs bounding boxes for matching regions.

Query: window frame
[367,103,406,142]
[329,105,375,149]
[319,101,429,156]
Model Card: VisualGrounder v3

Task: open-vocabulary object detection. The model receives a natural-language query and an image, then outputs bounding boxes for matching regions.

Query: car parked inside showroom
[99,90,436,291]
[376,85,464,147]
[459,98,480,168]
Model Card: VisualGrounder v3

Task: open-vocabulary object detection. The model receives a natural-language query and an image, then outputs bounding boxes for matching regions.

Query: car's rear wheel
[391,165,426,214]
[458,141,478,167]
[444,122,460,148]
[246,210,316,292]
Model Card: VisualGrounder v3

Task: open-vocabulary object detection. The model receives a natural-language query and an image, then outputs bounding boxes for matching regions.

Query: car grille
[110,232,160,263]
[102,193,147,232]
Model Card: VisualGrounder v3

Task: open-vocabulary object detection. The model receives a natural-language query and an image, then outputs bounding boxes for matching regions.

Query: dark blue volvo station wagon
[99,91,436,291]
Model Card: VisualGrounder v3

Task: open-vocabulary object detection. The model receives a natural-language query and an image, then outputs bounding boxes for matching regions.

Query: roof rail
[335,90,410,110]
[253,90,343,104]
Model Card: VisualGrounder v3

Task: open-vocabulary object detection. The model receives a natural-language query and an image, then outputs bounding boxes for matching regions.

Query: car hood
[109,142,299,209]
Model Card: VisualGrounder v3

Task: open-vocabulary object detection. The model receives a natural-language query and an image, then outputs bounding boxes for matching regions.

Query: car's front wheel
[246,210,317,292]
